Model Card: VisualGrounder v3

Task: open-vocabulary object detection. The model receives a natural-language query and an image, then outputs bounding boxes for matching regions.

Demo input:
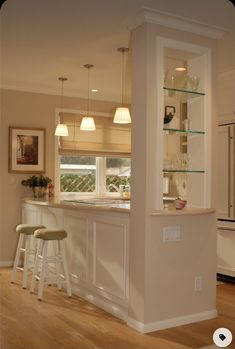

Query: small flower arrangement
[21,174,52,188]
[21,175,52,198]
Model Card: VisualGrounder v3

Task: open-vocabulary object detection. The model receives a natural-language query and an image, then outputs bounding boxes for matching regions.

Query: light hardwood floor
[0,268,234,349]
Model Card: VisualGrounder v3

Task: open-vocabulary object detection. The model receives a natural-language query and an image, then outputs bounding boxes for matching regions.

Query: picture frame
[164,105,176,124]
[8,127,46,173]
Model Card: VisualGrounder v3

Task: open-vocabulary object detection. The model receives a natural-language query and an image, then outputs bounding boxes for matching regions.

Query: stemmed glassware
[188,76,200,92]
[176,152,191,170]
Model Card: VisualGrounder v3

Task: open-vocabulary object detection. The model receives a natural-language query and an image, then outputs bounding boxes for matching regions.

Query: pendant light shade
[80,116,96,131]
[55,123,69,136]
[114,47,131,124]
[80,64,96,131]
[113,107,131,124]
[55,77,69,137]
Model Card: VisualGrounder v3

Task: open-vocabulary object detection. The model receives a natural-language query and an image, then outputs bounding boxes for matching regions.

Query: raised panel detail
[64,213,89,283]
[22,204,41,224]
[92,220,127,300]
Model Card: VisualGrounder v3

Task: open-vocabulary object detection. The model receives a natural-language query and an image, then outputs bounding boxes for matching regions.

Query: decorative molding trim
[0,261,13,267]
[125,7,225,39]
[127,309,217,333]
[56,107,113,118]
[71,284,128,322]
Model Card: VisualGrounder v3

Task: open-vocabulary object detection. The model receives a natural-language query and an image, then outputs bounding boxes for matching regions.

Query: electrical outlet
[163,226,181,242]
[194,276,202,291]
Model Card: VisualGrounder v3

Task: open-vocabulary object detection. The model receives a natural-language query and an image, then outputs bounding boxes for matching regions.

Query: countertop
[23,197,131,214]
[150,207,216,216]
[23,197,215,216]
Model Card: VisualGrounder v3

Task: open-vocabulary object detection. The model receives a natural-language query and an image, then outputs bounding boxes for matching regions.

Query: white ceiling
[1,0,235,102]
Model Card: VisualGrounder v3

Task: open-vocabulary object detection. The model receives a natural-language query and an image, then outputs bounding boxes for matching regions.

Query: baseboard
[127,309,218,333]
[0,261,13,267]
[217,266,235,278]
[71,284,128,322]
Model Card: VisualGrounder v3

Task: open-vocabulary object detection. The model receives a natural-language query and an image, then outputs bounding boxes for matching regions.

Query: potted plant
[21,174,52,198]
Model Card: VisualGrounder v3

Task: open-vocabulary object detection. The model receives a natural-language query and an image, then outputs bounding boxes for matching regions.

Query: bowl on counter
[174,198,187,210]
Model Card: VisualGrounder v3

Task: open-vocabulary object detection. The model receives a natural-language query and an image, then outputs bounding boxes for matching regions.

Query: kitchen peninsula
[22,197,130,320]
[22,197,217,333]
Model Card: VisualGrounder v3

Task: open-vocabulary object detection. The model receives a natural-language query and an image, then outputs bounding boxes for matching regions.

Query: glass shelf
[163,87,205,99]
[163,128,205,135]
[163,169,205,173]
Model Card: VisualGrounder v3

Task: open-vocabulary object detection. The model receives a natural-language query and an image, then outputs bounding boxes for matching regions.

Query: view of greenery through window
[60,156,131,193]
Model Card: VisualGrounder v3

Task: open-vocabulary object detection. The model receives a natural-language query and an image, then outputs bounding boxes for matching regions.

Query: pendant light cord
[117,47,128,106]
[121,50,124,105]
[61,80,64,109]
[58,77,67,113]
[87,67,90,116]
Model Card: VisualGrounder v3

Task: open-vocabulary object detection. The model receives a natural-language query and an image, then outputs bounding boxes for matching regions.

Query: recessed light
[175,67,187,71]
[91,88,98,92]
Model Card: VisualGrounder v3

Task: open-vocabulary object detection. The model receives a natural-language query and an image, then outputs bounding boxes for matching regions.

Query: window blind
[59,112,131,157]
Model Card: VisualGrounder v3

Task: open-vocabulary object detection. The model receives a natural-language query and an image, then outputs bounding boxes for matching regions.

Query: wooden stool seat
[11,224,46,289]
[34,228,67,240]
[16,224,45,235]
[30,228,72,301]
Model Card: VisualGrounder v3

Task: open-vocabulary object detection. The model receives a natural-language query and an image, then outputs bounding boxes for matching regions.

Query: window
[60,156,96,193]
[60,156,131,195]
[106,157,131,192]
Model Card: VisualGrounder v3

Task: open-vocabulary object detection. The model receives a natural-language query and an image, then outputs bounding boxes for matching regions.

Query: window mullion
[96,157,106,196]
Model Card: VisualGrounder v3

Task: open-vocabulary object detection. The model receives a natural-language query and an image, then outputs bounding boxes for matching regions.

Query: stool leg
[30,240,43,294]
[11,234,24,284]
[38,241,48,301]
[22,235,31,289]
[60,240,72,298]
[54,241,62,291]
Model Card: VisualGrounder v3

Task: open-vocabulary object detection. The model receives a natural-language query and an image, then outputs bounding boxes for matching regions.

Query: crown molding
[125,7,226,39]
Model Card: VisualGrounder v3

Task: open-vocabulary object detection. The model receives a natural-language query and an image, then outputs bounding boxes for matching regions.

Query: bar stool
[30,228,72,301]
[11,224,46,289]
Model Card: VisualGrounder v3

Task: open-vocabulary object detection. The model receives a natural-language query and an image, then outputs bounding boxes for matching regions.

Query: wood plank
[0,268,234,349]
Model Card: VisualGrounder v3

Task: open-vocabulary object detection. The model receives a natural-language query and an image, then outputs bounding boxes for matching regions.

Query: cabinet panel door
[218,125,230,219]
[22,204,41,224]
[92,218,128,300]
[64,212,89,284]
[219,72,235,117]
[217,227,235,277]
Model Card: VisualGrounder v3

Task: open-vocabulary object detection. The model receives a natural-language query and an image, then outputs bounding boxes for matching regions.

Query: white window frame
[54,108,130,198]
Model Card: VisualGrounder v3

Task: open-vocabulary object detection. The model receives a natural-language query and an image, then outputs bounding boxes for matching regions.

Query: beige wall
[0,89,119,263]
[129,22,218,326]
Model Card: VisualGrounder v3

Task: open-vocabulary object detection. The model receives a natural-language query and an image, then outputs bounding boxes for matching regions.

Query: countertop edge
[23,197,130,214]
[150,208,216,216]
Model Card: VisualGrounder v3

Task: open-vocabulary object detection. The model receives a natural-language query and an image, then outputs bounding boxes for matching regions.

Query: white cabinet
[91,214,129,302]
[217,224,235,277]
[218,70,235,121]
[22,203,130,319]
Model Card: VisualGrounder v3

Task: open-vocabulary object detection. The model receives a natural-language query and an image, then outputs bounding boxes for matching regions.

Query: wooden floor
[0,268,234,349]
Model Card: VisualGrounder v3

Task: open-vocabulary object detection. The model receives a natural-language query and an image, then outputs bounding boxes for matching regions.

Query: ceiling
[1,0,235,102]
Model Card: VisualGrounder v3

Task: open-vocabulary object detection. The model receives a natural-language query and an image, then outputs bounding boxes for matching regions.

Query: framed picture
[9,127,46,173]
[164,105,176,124]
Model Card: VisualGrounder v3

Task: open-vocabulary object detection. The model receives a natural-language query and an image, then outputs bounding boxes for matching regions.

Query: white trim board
[125,7,225,39]
[71,284,128,322]
[127,309,217,333]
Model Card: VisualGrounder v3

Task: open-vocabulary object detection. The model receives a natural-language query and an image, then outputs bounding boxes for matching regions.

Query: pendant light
[55,77,69,137]
[113,47,131,124]
[80,64,96,131]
